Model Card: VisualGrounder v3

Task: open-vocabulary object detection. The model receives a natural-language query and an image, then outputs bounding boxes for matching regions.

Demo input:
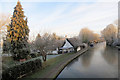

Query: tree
[34,33,49,61]
[34,32,63,61]
[79,28,99,43]
[101,24,117,45]
[0,14,10,50]
[0,14,10,34]
[7,1,30,60]
[51,32,61,40]
[2,38,11,53]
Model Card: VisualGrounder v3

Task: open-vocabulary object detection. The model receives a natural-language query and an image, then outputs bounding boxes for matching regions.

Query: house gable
[62,39,74,48]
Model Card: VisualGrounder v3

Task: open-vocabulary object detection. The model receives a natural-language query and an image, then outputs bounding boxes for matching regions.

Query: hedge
[2,58,42,80]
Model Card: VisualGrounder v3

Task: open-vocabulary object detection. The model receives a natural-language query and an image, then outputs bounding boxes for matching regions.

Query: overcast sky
[0,0,119,40]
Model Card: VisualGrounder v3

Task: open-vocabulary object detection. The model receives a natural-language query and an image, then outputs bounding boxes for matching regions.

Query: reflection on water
[102,46,118,65]
[80,49,94,68]
[66,57,79,69]
[57,42,118,78]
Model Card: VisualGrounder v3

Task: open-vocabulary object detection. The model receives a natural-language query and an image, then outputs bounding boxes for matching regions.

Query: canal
[57,42,118,78]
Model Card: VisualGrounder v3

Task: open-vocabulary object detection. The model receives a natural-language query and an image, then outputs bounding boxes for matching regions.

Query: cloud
[39,3,72,25]
[27,2,117,38]
[50,2,118,37]
[1,1,118,39]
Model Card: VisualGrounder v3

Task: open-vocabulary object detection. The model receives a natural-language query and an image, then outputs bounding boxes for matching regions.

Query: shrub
[2,58,42,80]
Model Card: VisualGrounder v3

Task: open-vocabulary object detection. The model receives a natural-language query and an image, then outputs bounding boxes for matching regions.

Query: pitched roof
[61,38,82,48]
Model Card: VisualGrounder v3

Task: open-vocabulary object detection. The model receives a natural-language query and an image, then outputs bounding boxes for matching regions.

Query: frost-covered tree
[34,33,63,61]
[7,1,30,60]
[0,14,10,34]
[34,33,49,61]
[79,28,99,43]
[101,24,117,45]
[0,14,10,53]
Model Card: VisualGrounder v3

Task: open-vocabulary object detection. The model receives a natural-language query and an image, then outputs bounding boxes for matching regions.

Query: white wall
[62,39,73,48]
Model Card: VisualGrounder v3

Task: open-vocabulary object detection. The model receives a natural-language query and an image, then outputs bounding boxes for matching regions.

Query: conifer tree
[7,1,30,60]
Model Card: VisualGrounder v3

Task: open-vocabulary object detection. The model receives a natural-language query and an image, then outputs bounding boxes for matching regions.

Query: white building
[58,38,81,54]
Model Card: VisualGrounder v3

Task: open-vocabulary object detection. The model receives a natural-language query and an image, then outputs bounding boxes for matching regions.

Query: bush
[2,58,42,80]
[30,53,37,58]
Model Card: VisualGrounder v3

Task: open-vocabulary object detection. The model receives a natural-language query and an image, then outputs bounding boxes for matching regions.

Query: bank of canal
[21,46,89,79]
[57,42,118,78]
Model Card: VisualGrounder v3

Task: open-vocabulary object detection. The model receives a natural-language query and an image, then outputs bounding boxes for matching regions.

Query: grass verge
[22,48,88,79]
[22,52,74,79]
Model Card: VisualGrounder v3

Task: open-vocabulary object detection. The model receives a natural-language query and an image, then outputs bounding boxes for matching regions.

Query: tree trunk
[42,51,47,61]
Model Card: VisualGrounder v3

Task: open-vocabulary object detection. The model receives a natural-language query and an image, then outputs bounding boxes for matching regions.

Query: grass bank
[21,48,88,79]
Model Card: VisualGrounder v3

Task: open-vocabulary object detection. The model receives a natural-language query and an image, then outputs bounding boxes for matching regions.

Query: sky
[0,0,119,41]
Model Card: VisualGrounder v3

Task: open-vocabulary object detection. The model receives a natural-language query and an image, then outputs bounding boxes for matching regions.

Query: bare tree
[101,24,118,45]
[79,28,100,43]
[34,33,47,61]
[0,14,10,34]
[33,32,63,61]
[0,14,10,52]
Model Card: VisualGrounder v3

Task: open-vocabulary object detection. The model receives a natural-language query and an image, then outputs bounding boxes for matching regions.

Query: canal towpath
[22,47,89,79]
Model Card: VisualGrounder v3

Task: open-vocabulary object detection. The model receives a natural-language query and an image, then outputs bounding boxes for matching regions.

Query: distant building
[58,38,82,54]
